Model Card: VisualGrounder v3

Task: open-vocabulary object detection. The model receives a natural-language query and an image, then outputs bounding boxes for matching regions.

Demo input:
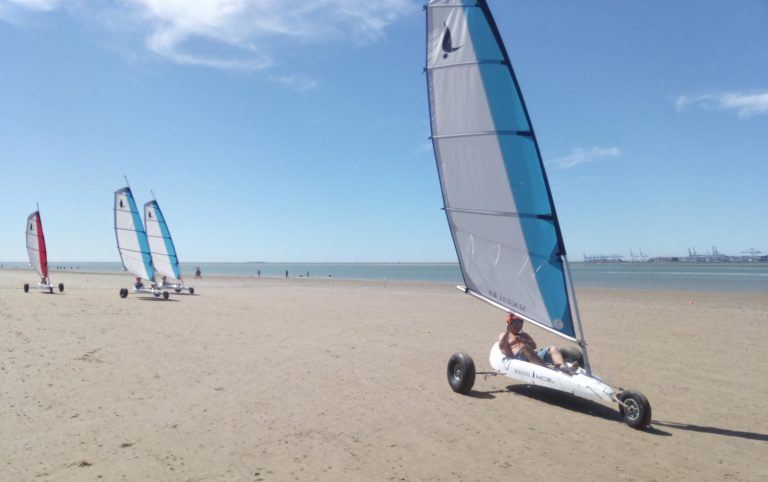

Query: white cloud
[550,147,620,169]
[1,0,416,74]
[675,91,768,118]
[271,73,319,92]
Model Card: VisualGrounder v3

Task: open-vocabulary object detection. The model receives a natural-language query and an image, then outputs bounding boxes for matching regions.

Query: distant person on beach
[257,270,261,277]
[134,277,144,289]
[285,270,288,278]
[498,313,574,371]
[195,267,202,279]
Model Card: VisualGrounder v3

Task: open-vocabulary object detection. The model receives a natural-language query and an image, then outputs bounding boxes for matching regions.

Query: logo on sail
[441,26,461,58]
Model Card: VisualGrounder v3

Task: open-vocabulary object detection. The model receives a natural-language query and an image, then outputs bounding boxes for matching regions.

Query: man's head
[507,313,524,328]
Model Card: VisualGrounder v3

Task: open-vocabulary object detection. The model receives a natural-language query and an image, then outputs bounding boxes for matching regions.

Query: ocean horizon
[2,261,767,294]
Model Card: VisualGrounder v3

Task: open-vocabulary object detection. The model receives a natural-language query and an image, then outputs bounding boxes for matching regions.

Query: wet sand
[1,269,766,481]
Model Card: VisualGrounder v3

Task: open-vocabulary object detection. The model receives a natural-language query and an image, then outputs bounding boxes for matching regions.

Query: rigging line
[425,59,506,71]
[444,207,553,220]
[431,130,532,140]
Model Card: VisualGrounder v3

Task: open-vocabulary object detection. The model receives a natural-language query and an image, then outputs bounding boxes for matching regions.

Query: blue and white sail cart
[144,194,195,295]
[425,0,651,429]
[114,185,170,300]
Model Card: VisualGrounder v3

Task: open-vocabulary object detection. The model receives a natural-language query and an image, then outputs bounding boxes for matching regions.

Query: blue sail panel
[114,187,155,282]
[426,0,575,339]
[144,200,182,281]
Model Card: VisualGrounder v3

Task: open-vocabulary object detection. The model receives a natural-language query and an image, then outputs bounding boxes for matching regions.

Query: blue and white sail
[426,0,576,340]
[114,187,155,282]
[144,199,182,281]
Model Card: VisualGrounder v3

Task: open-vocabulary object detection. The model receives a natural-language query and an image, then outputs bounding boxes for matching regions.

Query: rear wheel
[48,287,53,294]
[618,390,652,430]
[23,283,29,293]
[189,287,195,295]
[174,288,181,293]
[446,352,476,394]
[153,291,160,298]
[119,288,128,298]
[58,283,64,292]
[162,291,169,300]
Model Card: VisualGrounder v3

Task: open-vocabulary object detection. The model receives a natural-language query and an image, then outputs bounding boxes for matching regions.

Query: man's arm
[498,328,515,357]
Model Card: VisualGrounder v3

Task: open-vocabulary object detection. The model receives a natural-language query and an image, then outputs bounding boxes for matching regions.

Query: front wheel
[48,287,53,294]
[119,288,128,298]
[58,283,64,292]
[188,287,195,295]
[162,291,169,300]
[174,288,181,293]
[23,283,29,293]
[618,390,652,430]
[446,352,476,394]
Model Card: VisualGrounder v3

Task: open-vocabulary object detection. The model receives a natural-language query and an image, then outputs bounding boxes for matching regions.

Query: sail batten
[427,0,575,339]
[432,130,532,140]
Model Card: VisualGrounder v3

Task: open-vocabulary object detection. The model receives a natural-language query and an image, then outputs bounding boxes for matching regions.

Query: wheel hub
[625,399,639,420]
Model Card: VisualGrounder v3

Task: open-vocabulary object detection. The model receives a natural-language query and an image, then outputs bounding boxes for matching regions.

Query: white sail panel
[114,187,155,281]
[26,211,48,278]
[427,0,574,339]
[144,200,181,281]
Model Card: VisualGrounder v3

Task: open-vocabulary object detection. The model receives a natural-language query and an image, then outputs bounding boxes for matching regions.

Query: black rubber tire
[174,288,181,293]
[58,283,64,292]
[119,288,128,298]
[560,346,585,367]
[23,283,29,293]
[446,352,476,394]
[48,287,53,294]
[153,291,160,298]
[189,287,195,295]
[162,291,169,300]
[618,389,652,430]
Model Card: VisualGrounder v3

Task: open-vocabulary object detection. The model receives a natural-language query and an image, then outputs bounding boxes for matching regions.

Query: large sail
[144,200,182,281]
[114,187,155,281]
[426,0,575,340]
[26,211,48,278]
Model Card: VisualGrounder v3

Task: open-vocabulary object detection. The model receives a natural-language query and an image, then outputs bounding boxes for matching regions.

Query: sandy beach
[1,269,766,481]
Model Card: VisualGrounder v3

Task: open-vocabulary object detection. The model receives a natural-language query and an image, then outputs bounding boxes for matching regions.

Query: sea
[2,261,767,294]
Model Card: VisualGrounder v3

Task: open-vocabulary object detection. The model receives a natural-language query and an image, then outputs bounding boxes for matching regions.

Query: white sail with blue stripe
[114,187,155,282]
[426,0,576,341]
[144,199,182,282]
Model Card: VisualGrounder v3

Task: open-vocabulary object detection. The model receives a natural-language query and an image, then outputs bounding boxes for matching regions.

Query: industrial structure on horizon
[583,247,767,263]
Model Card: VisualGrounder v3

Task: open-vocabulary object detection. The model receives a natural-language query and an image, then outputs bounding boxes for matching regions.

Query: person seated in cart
[40,276,48,285]
[134,277,144,289]
[498,313,576,372]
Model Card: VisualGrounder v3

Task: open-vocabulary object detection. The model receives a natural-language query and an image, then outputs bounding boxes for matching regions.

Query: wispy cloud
[1,0,415,74]
[550,147,620,169]
[3,0,61,11]
[675,91,768,118]
[271,74,319,92]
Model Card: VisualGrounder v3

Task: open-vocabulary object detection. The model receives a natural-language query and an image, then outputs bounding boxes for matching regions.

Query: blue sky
[1,0,766,262]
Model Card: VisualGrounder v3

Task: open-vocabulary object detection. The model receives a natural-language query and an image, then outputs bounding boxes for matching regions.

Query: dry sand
[1,269,767,481]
